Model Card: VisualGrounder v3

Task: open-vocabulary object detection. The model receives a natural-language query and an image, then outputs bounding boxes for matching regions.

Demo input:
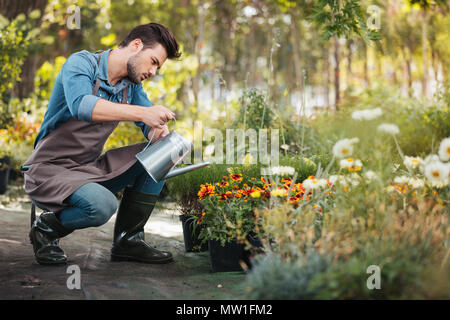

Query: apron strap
[92,51,103,96]
[91,50,128,104]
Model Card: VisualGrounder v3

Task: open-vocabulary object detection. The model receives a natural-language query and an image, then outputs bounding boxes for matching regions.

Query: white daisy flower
[423,154,440,164]
[377,123,400,135]
[386,186,396,193]
[332,138,359,158]
[270,166,295,177]
[328,175,341,184]
[408,178,425,189]
[302,177,328,191]
[438,137,450,162]
[394,176,410,184]
[302,178,320,190]
[351,108,383,121]
[424,161,449,185]
[403,156,423,170]
[420,154,441,173]
[339,158,363,171]
[364,170,378,181]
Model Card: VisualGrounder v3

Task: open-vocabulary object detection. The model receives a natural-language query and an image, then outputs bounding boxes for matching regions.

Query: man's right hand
[141,105,175,129]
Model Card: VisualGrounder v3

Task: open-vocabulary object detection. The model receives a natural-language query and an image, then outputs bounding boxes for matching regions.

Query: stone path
[0,193,248,300]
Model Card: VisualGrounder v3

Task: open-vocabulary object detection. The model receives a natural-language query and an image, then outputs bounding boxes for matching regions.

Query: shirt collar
[97,49,134,90]
[97,49,112,82]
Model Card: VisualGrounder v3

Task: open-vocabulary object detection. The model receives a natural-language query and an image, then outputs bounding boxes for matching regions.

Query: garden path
[0,198,247,300]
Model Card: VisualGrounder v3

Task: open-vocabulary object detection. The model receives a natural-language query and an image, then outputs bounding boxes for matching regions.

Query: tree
[0,0,48,98]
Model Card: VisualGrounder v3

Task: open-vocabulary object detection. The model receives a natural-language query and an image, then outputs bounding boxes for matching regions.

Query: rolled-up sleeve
[131,83,153,139]
[61,53,99,122]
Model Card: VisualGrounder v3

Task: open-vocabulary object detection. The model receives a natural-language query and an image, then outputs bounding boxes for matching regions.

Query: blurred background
[0,0,449,178]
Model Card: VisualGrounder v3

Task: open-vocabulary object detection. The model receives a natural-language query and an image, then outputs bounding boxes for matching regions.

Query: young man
[23,23,181,265]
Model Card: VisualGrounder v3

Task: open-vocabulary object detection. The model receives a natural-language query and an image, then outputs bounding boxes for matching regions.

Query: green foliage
[0,12,41,124]
[245,251,331,300]
[34,56,67,100]
[234,88,274,130]
[310,0,381,42]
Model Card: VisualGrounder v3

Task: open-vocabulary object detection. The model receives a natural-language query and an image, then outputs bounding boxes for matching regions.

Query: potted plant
[0,154,11,194]
[177,193,208,252]
[194,171,270,272]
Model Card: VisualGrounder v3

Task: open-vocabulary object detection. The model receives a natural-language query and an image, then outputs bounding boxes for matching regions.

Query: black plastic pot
[0,157,11,194]
[208,233,263,273]
[179,215,208,252]
[208,239,245,273]
[0,168,9,194]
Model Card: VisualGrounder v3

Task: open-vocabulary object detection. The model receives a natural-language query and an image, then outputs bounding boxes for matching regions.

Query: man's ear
[130,38,143,52]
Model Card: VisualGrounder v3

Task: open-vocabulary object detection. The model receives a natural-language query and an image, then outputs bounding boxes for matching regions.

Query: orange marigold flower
[198,183,215,199]
[217,180,229,187]
[231,174,243,181]
[261,176,272,184]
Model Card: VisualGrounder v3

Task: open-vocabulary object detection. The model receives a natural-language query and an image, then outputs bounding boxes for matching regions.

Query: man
[23,23,181,265]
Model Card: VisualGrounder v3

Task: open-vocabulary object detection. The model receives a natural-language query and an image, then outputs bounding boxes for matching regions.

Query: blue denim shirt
[34,49,152,148]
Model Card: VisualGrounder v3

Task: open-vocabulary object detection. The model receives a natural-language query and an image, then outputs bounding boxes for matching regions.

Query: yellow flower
[250,191,261,198]
[270,188,287,197]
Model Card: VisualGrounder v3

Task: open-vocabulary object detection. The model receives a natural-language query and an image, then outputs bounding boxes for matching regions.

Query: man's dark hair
[119,23,181,59]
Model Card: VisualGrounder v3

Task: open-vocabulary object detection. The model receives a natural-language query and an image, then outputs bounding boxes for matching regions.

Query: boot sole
[111,254,173,264]
[29,229,67,266]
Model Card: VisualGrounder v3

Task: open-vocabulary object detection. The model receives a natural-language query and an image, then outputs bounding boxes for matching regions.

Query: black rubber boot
[111,187,173,264]
[29,212,73,265]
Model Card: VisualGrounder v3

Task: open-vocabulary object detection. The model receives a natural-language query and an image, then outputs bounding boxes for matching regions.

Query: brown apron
[23,51,146,213]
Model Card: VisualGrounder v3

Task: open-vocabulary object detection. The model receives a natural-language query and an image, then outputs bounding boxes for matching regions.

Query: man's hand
[141,105,175,129]
[148,124,169,143]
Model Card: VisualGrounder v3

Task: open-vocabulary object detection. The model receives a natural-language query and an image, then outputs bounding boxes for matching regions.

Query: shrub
[244,251,331,300]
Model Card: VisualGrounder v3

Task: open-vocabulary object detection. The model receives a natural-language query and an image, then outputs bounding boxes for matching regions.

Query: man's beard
[126,54,142,84]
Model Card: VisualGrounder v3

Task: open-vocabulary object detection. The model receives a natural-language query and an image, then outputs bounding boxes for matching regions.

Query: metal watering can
[135,118,210,182]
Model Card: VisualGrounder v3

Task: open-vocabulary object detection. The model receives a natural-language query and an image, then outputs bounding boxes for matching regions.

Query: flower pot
[208,234,264,273]
[0,157,11,194]
[179,215,208,252]
[0,168,9,194]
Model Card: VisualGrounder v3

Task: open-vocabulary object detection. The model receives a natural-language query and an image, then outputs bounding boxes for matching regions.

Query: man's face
[127,43,168,84]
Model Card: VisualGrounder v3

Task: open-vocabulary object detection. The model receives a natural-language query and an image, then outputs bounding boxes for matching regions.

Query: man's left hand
[148,124,169,143]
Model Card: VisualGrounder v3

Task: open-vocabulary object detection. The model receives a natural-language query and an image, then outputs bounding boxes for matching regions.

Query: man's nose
[149,66,157,77]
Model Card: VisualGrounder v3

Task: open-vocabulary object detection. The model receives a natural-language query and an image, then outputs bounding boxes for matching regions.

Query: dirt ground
[0,185,248,300]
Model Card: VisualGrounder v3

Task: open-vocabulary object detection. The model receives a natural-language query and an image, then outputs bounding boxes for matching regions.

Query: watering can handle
[145,117,176,147]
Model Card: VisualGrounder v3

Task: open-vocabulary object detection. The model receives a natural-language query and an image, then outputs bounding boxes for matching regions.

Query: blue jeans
[57,161,165,230]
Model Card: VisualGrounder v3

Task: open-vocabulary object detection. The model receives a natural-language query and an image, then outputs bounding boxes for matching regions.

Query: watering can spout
[164,162,211,180]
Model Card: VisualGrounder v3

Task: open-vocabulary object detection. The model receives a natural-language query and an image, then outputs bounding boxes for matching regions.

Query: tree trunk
[363,42,370,88]
[192,4,206,106]
[325,45,330,109]
[421,10,428,98]
[406,59,412,97]
[289,11,303,96]
[0,0,47,19]
[333,37,340,110]
[346,39,352,89]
